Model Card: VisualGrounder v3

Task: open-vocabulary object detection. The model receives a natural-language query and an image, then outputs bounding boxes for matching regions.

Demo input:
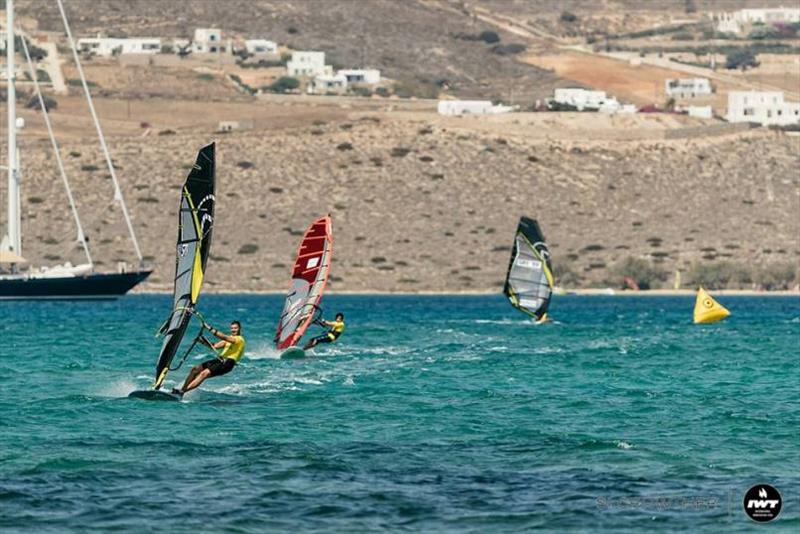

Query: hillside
[6,106,798,293]
[22,0,563,101]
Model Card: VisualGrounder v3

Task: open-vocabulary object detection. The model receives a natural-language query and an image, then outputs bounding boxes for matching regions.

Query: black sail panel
[503,216,554,320]
[154,143,215,389]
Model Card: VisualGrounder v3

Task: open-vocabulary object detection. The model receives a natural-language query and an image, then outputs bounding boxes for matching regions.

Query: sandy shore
[131,288,800,297]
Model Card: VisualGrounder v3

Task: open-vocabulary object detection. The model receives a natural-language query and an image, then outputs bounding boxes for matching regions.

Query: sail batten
[154,143,215,389]
[275,216,333,350]
[503,217,554,320]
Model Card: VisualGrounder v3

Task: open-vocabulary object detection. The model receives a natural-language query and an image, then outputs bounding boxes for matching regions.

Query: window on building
[767,110,772,118]
[778,110,782,116]
[210,46,217,53]
[743,108,754,116]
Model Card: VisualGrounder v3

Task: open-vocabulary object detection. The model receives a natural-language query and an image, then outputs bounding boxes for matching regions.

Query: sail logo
[177,244,188,258]
[743,484,782,522]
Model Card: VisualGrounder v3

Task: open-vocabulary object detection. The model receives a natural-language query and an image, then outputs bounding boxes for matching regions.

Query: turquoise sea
[1,294,798,532]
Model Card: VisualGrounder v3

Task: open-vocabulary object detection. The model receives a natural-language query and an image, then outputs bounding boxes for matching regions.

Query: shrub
[757,263,798,290]
[553,260,581,287]
[671,31,695,41]
[686,261,751,289]
[725,49,759,70]
[480,30,500,43]
[160,44,174,54]
[267,76,300,93]
[237,244,259,254]
[197,73,214,81]
[490,43,526,56]
[25,94,57,111]
[611,257,668,290]
[748,25,778,40]
[560,11,578,23]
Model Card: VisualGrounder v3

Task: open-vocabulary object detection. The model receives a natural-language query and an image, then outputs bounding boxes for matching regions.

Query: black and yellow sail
[154,143,216,389]
[503,216,555,321]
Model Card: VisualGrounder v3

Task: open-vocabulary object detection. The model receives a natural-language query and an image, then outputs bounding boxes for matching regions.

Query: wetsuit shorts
[201,358,236,377]
[311,333,336,345]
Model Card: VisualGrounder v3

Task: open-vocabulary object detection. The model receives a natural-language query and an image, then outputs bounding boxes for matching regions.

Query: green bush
[560,11,578,23]
[553,260,581,287]
[490,43,526,56]
[725,49,759,70]
[748,25,778,40]
[758,263,798,290]
[265,76,300,93]
[160,44,174,54]
[480,30,500,44]
[610,257,668,290]
[671,31,695,41]
[687,261,752,289]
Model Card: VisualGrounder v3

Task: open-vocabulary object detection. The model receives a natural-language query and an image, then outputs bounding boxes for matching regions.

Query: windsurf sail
[275,215,333,350]
[693,287,730,324]
[503,216,555,321]
[153,143,216,389]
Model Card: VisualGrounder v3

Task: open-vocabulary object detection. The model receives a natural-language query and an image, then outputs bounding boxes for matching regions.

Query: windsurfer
[173,320,245,395]
[303,313,345,350]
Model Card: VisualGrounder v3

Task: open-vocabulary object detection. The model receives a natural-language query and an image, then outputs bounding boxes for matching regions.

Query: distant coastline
[130,288,800,297]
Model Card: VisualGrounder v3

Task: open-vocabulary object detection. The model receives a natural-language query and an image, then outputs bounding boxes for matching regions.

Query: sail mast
[5,0,21,257]
[19,30,92,265]
[55,0,143,264]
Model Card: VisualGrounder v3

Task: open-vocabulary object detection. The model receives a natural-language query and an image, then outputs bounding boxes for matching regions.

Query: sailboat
[275,215,333,358]
[0,0,151,299]
[503,216,555,323]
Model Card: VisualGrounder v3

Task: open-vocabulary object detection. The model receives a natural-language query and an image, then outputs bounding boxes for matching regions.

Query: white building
[726,91,800,126]
[437,100,513,116]
[76,37,161,56]
[193,28,228,54]
[715,7,800,34]
[244,39,278,55]
[552,88,614,111]
[337,69,381,85]
[665,78,713,99]
[309,73,348,94]
[687,105,713,119]
[287,51,331,77]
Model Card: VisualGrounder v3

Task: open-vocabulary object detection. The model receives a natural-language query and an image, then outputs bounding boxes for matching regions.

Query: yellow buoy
[693,287,731,324]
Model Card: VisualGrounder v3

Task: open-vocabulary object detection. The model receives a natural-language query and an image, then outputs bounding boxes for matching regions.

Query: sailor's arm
[206,324,237,343]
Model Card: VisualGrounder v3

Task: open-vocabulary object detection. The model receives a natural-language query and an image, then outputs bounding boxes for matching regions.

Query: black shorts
[201,358,236,377]
[312,333,336,345]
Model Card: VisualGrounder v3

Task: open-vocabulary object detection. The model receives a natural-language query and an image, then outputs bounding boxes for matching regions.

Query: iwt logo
[743,484,782,522]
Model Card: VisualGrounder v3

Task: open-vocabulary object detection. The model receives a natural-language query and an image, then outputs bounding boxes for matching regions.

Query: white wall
[553,88,610,110]
[727,91,800,126]
[287,51,328,77]
[337,69,381,84]
[245,40,278,54]
[438,100,494,115]
[77,37,161,56]
[665,78,712,98]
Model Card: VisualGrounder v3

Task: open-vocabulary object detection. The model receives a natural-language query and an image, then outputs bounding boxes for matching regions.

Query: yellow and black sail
[154,143,216,389]
[503,216,555,321]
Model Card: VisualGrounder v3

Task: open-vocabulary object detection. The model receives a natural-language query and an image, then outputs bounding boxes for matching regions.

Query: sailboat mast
[5,0,21,256]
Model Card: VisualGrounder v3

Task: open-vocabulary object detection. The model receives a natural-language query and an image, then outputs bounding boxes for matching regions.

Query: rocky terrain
[6,110,798,293]
[24,0,564,102]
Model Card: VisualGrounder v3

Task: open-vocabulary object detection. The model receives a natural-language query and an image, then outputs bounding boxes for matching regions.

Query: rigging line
[18,31,92,266]
[55,0,143,263]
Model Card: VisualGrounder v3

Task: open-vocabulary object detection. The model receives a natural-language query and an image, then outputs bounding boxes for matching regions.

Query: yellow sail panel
[693,287,730,324]
[191,247,203,303]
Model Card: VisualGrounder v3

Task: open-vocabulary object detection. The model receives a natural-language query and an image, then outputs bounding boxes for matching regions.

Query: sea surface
[1,294,798,532]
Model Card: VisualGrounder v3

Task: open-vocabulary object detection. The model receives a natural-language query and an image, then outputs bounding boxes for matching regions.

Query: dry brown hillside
[23,0,564,101]
[7,111,798,292]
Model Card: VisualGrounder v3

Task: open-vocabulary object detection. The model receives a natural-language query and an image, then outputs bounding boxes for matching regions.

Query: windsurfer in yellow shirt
[173,320,245,396]
[303,313,345,350]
